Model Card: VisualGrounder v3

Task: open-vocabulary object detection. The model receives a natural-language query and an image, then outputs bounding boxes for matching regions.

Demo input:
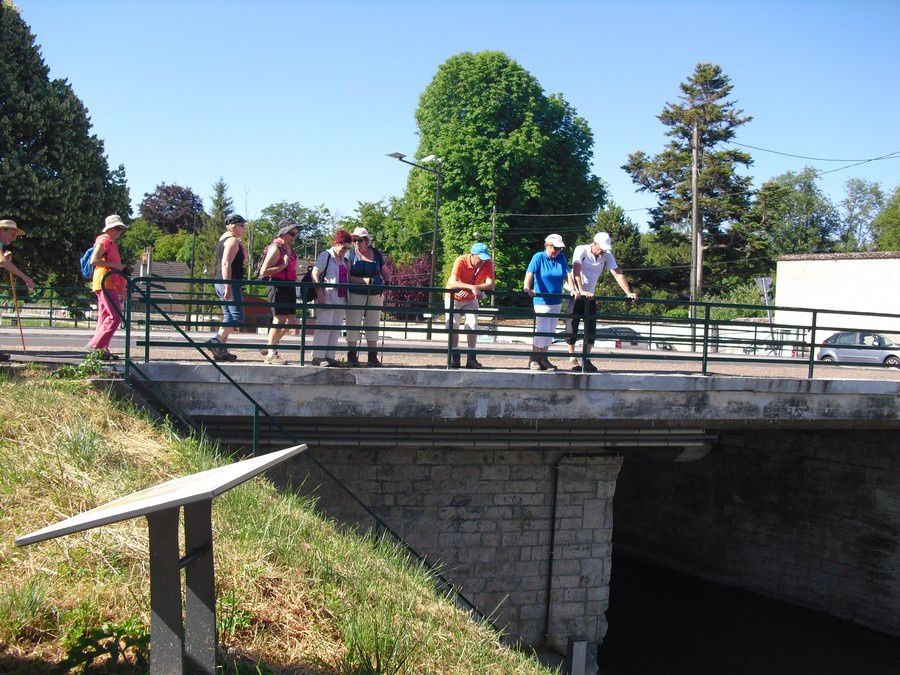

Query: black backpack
[298,252,330,302]
[297,265,316,302]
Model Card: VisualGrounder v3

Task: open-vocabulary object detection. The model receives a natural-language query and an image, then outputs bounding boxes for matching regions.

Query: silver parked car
[817,331,900,367]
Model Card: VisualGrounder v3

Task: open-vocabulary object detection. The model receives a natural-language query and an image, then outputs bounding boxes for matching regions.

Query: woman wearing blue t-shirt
[523,233,570,371]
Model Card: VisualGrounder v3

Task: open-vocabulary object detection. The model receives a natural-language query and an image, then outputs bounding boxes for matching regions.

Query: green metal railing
[115,274,900,379]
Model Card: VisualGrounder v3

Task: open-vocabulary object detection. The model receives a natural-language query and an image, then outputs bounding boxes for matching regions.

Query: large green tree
[624,63,753,300]
[404,51,605,293]
[837,178,884,251]
[0,2,131,287]
[743,167,839,256]
[872,186,900,251]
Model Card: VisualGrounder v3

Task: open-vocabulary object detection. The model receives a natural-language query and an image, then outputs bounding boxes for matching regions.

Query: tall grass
[0,368,552,674]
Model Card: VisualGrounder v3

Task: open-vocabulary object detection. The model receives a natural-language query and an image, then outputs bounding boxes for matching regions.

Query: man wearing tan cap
[86,215,129,359]
[0,219,35,362]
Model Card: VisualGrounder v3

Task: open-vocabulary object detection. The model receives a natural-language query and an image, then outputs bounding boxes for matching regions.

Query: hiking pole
[7,270,26,351]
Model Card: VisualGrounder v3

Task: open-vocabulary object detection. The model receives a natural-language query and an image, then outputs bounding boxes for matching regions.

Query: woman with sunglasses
[344,227,392,366]
[259,218,300,364]
[523,234,569,371]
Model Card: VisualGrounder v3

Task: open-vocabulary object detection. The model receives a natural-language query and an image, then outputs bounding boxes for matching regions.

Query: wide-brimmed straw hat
[0,220,25,236]
[102,214,128,233]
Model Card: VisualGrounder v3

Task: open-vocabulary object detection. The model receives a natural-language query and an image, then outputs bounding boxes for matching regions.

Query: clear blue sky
[15,0,900,228]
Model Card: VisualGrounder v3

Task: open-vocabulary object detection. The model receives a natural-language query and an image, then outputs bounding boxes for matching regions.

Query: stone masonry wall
[612,430,899,636]
[281,448,623,654]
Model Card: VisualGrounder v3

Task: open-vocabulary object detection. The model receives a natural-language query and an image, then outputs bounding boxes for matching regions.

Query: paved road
[2,327,899,381]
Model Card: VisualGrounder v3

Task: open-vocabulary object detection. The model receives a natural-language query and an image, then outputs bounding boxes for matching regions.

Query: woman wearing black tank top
[204,214,248,361]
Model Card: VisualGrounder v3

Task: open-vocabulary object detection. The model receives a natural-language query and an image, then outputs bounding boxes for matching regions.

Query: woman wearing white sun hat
[523,233,569,371]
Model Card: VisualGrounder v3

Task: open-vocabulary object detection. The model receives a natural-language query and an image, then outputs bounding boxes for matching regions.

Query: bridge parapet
[140,363,900,429]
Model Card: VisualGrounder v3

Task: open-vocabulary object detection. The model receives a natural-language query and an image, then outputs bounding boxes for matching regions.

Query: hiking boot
[264,352,285,365]
[346,350,360,367]
[583,360,598,373]
[529,357,542,371]
[465,358,483,369]
[451,353,461,369]
[204,338,226,360]
[539,356,557,372]
[325,357,342,367]
[215,350,237,362]
[569,359,581,372]
[367,351,382,367]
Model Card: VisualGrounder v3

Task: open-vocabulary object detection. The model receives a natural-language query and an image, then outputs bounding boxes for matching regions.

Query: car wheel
[820,355,835,363]
[884,355,900,368]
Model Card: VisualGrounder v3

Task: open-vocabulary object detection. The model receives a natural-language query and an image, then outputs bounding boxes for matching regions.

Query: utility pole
[490,206,497,307]
[690,122,701,348]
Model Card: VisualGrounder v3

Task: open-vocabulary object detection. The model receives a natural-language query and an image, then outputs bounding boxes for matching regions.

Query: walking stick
[7,270,26,351]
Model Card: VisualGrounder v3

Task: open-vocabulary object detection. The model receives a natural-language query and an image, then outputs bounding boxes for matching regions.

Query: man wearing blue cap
[444,243,495,368]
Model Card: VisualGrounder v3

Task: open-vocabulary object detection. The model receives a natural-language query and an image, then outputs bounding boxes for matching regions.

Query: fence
[112,275,900,379]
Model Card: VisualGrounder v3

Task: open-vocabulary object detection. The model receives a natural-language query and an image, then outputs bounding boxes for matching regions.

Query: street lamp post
[388,151,443,330]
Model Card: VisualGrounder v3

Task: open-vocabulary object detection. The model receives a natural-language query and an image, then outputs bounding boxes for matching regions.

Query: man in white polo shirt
[565,231,637,372]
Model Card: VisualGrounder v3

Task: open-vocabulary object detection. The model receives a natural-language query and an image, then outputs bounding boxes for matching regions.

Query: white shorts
[445,298,480,332]
[533,303,561,349]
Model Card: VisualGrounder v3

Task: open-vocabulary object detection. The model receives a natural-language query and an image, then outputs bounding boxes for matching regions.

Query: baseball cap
[544,233,565,248]
[593,232,613,251]
[352,227,371,241]
[224,214,247,226]
[470,242,491,260]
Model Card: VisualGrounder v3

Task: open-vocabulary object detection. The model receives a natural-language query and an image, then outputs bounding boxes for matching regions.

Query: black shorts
[267,285,297,316]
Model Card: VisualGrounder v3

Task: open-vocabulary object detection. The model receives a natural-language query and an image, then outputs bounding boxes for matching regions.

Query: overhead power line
[725,141,900,163]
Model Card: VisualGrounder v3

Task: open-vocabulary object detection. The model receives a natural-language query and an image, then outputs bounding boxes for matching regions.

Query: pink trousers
[87,290,122,350]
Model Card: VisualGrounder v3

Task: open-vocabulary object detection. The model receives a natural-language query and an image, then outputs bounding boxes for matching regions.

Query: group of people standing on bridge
[0,212,637,372]
[199,214,638,372]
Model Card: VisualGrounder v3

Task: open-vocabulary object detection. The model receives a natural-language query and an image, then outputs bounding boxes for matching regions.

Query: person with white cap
[0,219,34,362]
[86,215,129,359]
[258,218,300,364]
[564,231,638,372]
[444,242,495,369]
[523,234,569,371]
[344,226,391,366]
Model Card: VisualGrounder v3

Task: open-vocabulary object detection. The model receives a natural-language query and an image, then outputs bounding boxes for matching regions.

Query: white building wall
[774,255,900,337]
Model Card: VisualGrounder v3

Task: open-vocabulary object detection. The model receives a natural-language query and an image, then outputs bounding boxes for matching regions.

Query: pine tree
[624,63,753,299]
[0,2,130,289]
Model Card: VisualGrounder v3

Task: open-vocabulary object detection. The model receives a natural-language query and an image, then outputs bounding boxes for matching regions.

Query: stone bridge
[134,363,900,668]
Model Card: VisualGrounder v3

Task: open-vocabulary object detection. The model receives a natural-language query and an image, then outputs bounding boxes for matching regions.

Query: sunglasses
[551,246,563,251]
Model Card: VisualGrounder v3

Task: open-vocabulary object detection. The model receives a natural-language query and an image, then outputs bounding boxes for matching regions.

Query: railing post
[252,404,259,456]
[580,300,590,372]
[144,279,151,362]
[701,304,710,375]
[807,310,817,379]
[124,282,132,383]
[49,288,54,328]
[299,304,307,366]
[446,291,455,369]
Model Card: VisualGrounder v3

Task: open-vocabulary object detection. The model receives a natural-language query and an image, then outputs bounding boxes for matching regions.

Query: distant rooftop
[778,252,900,262]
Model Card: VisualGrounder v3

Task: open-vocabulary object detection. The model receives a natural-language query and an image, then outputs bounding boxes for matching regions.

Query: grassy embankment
[0,366,553,674]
